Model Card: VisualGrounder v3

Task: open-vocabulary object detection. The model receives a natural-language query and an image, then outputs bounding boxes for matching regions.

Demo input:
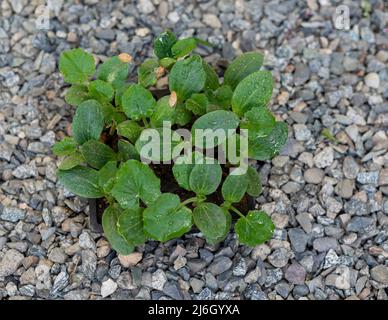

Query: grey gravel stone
[370,265,388,284]
[288,228,309,253]
[285,262,306,285]
[313,237,338,252]
[0,207,26,222]
[0,249,24,277]
[208,256,232,276]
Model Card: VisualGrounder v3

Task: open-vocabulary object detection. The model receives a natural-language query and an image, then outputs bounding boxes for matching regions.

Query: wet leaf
[110,160,161,209]
[143,193,192,242]
[58,166,103,198]
[235,210,274,246]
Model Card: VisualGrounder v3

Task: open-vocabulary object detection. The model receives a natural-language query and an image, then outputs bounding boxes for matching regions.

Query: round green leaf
[117,139,140,161]
[150,96,177,128]
[246,165,262,197]
[102,205,134,255]
[222,172,249,203]
[169,55,206,100]
[154,31,177,59]
[241,107,276,139]
[80,140,117,169]
[248,121,288,161]
[202,60,219,90]
[192,110,239,148]
[231,70,273,117]
[122,84,156,120]
[193,203,229,243]
[138,58,159,88]
[72,100,104,145]
[171,38,197,58]
[207,85,233,110]
[89,80,114,101]
[206,208,232,245]
[52,137,78,156]
[185,93,208,116]
[58,152,85,171]
[97,56,129,88]
[65,85,90,106]
[235,210,274,246]
[58,166,103,198]
[118,207,147,246]
[117,120,142,143]
[172,151,204,191]
[175,102,192,126]
[224,52,264,90]
[143,193,192,242]
[98,161,117,194]
[59,48,95,84]
[189,159,222,196]
[110,160,161,209]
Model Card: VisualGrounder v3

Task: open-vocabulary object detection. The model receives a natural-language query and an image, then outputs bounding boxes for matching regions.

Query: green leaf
[240,107,276,139]
[224,52,264,89]
[117,139,139,161]
[65,85,90,106]
[202,60,219,90]
[72,100,104,145]
[138,58,159,88]
[98,161,117,194]
[175,102,192,126]
[80,139,117,169]
[235,210,274,246]
[193,203,229,243]
[189,159,222,196]
[172,151,204,191]
[114,83,131,109]
[135,128,182,162]
[171,38,197,58]
[185,93,208,116]
[192,110,239,148]
[207,85,233,110]
[206,208,232,244]
[122,84,156,121]
[143,193,192,242]
[118,207,147,246]
[169,55,206,100]
[154,30,177,59]
[97,56,129,88]
[150,96,176,127]
[159,57,176,69]
[58,166,103,198]
[231,70,273,117]
[248,121,288,161]
[99,102,126,126]
[110,159,161,209]
[58,151,85,170]
[246,165,262,197]
[52,137,78,156]
[222,172,249,203]
[117,120,142,143]
[102,205,134,255]
[59,48,95,84]
[89,80,114,101]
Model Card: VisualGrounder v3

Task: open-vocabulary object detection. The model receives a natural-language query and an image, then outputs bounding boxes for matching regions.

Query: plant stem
[230,205,246,219]
[109,123,116,136]
[180,197,198,207]
[142,117,149,128]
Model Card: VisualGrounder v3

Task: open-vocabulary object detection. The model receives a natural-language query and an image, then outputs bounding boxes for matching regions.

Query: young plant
[53,31,288,255]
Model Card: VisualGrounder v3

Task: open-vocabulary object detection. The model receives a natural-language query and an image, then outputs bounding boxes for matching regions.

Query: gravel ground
[0,0,388,300]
